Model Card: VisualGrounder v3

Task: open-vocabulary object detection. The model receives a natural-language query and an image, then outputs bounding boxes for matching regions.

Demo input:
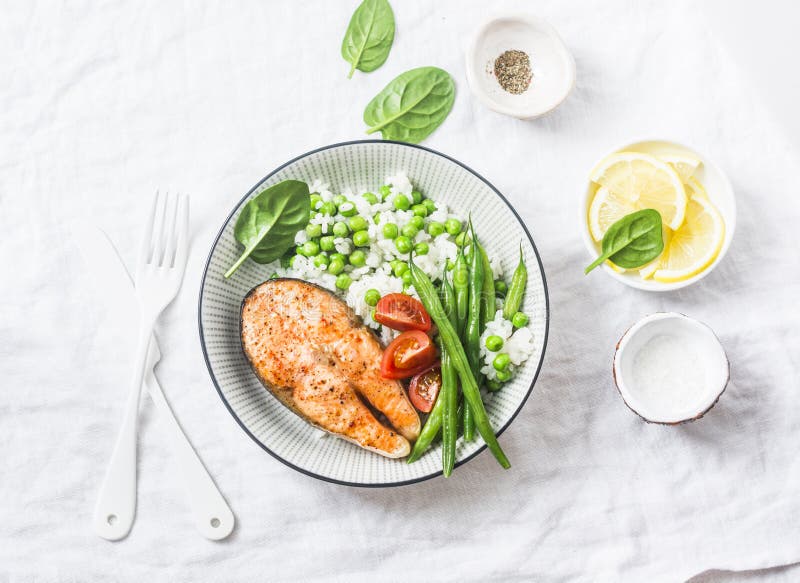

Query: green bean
[408,256,510,469]
[408,272,458,469]
[407,389,443,463]
[463,222,484,442]
[453,245,469,336]
[478,242,496,326]
[440,272,458,476]
[502,244,528,320]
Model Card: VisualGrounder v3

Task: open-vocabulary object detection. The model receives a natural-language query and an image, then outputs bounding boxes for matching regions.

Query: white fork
[93,191,189,540]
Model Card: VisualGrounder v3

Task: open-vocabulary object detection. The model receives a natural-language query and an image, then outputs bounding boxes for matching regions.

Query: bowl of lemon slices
[581,139,736,291]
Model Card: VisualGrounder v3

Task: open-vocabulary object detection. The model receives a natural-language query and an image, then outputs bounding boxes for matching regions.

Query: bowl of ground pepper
[465,14,575,120]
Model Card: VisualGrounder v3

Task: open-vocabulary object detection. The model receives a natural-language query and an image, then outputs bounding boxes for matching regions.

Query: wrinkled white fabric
[2,1,799,581]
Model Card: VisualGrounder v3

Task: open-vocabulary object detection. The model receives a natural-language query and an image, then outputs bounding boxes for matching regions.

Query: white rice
[479,310,536,381]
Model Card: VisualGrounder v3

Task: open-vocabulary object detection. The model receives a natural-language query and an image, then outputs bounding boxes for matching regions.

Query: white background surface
[2,0,799,581]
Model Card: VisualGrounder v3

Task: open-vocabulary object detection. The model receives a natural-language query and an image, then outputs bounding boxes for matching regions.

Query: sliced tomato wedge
[380,330,437,379]
[374,293,432,332]
[409,366,442,413]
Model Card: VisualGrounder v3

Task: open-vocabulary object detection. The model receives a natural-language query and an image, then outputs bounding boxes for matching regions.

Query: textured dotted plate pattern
[199,140,549,487]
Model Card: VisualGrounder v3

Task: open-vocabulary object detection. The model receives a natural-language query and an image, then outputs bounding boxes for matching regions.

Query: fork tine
[161,192,180,267]
[137,191,160,268]
[173,194,190,270]
[150,191,170,265]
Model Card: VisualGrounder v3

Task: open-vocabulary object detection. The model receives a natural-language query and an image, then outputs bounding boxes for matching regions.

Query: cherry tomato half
[380,330,437,379]
[409,366,442,413]
[374,293,432,332]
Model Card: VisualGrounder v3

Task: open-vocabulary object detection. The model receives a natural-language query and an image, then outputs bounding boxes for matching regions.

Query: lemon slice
[653,195,725,283]
[661,154,702,182]
[686,176,709,201]
[589,152,688,240]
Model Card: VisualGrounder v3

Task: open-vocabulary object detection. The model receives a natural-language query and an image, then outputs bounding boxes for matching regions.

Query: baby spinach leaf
[341,0,395,79]
[364,66,456,144]
[584,209,664,274]
[224,180,310,278]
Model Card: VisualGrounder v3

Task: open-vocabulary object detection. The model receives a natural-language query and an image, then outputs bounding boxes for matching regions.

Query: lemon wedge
[652,195,725,283]
[589,152,688,241]
[661,154,702,182]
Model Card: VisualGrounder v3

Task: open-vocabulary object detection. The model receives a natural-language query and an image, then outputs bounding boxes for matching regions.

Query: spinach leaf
[341,0,395,79]
[364,66,455,143]
[584,209,664,274]
[224,180,310,278]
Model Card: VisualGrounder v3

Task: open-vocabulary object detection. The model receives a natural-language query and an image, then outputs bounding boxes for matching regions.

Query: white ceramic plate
[581,139,737,291]
[199,140,549,487]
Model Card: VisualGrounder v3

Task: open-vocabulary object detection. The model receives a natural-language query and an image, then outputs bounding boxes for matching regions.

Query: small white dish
[465,15,576,120]
[613,313,729,424]
[581,139,737,291]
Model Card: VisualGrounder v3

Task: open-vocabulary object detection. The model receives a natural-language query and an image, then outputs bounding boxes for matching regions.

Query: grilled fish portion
[241,279,420,458]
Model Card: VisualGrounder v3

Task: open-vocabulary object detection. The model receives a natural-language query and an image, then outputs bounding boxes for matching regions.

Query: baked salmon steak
[240,278,421,458]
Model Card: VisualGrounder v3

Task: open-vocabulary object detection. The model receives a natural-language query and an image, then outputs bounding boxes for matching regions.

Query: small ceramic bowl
[581,139,737,291]
[465,14,575,120]
[613,313,729,424]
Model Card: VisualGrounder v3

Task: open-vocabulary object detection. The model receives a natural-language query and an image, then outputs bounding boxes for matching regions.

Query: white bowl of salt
[613,313,730,424]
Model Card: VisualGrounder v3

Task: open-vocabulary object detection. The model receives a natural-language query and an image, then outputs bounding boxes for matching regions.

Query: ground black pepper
[494,49,532,95]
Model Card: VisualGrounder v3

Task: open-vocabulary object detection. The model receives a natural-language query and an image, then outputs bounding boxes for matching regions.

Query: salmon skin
[240,278,421,458]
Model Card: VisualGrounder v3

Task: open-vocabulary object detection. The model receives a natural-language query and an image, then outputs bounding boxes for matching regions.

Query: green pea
[305,223,322,238]
[394,236,412,254]
[393,194,410,210]
[362,192,379,204]
[493,353,511,371]
[335,273,352,290]
[349,250,366,266]
[423,199,436,214]
[373,212,381,225]
[411,190,423,204]
[414,242,429,255]
[411,204,428,218]
[495,280,508,295]
[485,335,504,352]
[289,254,300,268]
[332,222,350,238]
[409,215,425,230]
[339,202,357,217]
[319,201,337,216]
[446,258,455,271]
[364,289,381,306]
[445,218,462,236]
[310,193,322,209]
[379,185,392,200]
[401,223,419,238]
[512,312,529,328]
[427,221,445,237]
[349,216,368,232]
[402,271,413,285]
[332,194,347,207]
[269,272,279,279]
[486,379,503,391]
[328,257,345,275]
[320,235,336,252]
[313,254,330,268]
[495,369,512,382]
[392,261,409,277]
[455,231,469,246]
[330,253,346,264]
[352,230,370,247]
[301,240,320,256]
[383,223,399,239]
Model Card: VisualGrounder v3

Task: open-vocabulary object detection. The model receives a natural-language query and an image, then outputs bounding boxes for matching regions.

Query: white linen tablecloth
[2,1,799,581]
